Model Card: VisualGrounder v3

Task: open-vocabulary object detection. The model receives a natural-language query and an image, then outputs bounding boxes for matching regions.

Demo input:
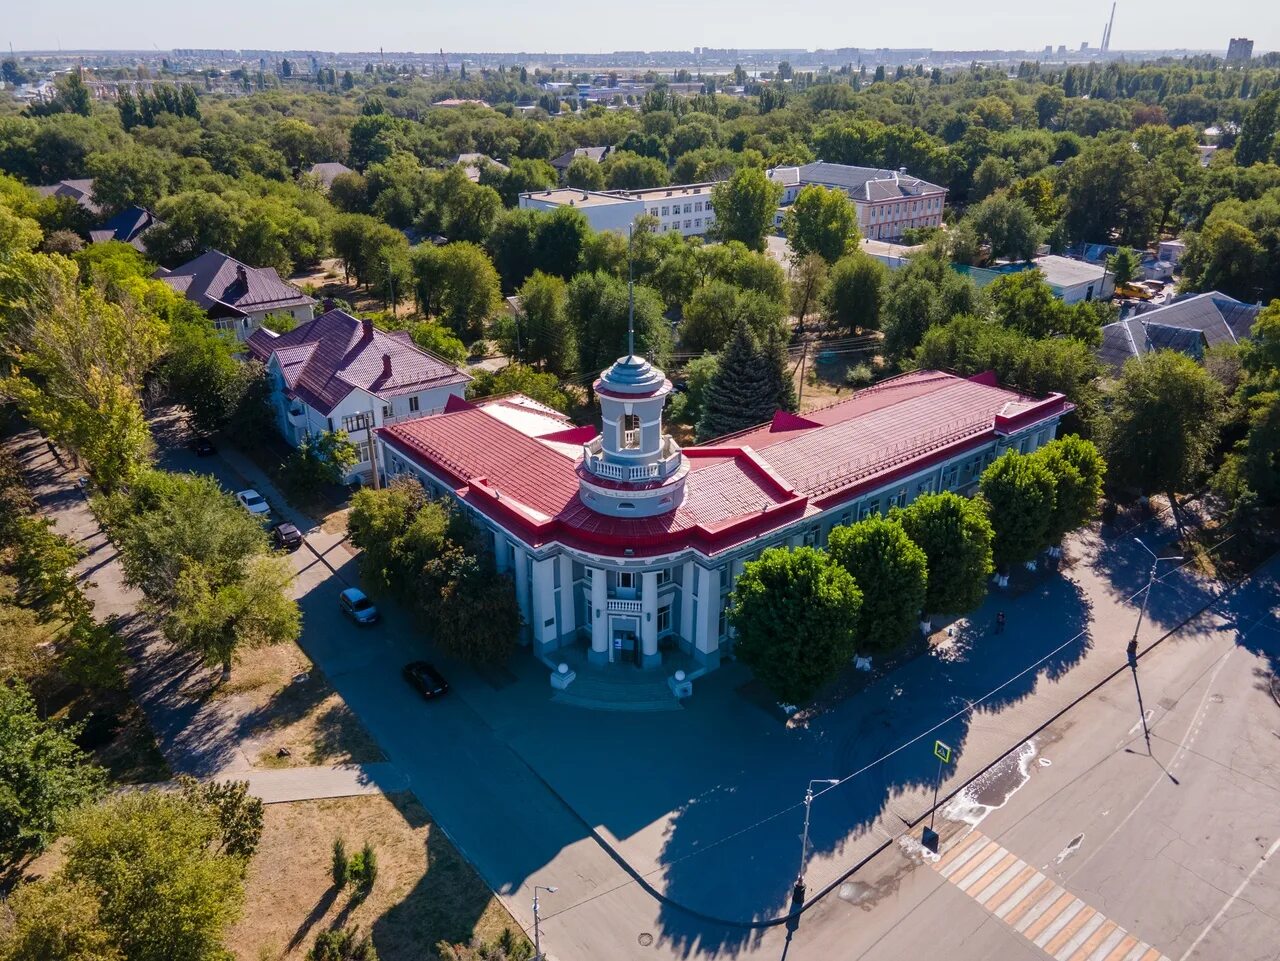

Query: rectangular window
[684,203,692,214]
[684,220,691,229]
[718,609,727,639]
[326,417,334,432]
[409,396,420,412]
[858,500,880,520]
[803,528,819,548]
[650,207,659,216]
[656,567,671,586]
[695,219,702,227]
[382,404,393,419]
[694,201,703,212]
[917,477,934,496]
[942,464,960,489]
[617,571,635,590]
[341,414,370,433]
[355,441,370,464]
[888,487,908,509]
[661,206,669,215]
[657,606,671,634]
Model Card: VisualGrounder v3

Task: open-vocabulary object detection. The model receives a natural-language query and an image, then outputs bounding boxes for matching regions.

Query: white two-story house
[247,308,472,483]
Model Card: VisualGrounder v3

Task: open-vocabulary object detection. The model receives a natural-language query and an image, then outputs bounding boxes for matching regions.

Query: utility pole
[1128,537,1182,753]
[532,885,557,960]
[796,341,809,408]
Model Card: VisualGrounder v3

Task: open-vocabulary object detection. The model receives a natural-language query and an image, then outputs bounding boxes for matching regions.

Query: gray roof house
[34,178,102,216]
[154,249,316,341]
[767,162,946,203]
[453,153,509,183]
[1097,292,1263,373]
[308,162,354,187]
[550,146,613,172]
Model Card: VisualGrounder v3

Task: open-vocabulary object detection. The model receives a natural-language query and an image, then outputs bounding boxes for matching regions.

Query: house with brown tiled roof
[153,250,316,342]
[247,309,472,483]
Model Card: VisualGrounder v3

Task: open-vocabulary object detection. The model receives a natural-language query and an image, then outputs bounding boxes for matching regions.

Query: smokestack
[235,264,248,287]
[361,317,373,339]
[381,353,392,378]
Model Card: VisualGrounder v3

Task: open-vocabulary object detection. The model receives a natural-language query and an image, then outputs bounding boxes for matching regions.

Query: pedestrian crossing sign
[934,740,952,764]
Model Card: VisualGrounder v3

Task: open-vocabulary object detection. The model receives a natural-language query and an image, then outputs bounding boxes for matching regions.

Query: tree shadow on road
[651,574,1095,955]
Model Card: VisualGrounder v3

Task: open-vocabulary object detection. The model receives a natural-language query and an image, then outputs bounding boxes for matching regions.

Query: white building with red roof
[247,309,472,483]
[375,351,1072,674]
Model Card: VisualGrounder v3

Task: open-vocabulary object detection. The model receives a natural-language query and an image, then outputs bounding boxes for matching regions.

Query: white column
[513,546,530,644]
[589,567,608,664]
[557,555,576,635]
[530,557,557,650]
[640,571,659,668]
[493,531,509,573]
[693,565,720,665]
[679,560,695,641]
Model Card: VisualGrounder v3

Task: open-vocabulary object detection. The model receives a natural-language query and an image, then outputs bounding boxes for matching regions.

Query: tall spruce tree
[697,321,793,440]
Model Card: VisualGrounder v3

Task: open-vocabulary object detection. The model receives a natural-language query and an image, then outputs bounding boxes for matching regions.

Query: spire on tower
[627,225,635,359]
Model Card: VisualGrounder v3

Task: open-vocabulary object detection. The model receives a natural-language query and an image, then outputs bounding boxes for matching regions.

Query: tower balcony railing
[582,435,683,483]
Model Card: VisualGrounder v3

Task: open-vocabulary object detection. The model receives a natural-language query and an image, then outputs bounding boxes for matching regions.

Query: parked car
[402,661,449,699]
[271,522,303,552]
[339,587,379,625]
[189,435,216,456]
[236,489,270,518]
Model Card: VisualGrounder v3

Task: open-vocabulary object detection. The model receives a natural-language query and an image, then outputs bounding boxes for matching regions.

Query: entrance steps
[551,670,683,711]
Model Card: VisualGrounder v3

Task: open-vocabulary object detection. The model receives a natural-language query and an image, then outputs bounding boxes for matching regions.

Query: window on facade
[650,207,658,216]
[694,219,701,228]
[341,413,371,433]
[684,220,691,229]
[718,609,727,638]
[618,571,635,590]
[326,417,334,432]
[657,606,671,635]
[355,441,371,464]
[859,501,880,520]
[382,404,393,419]
[621,413,640,448]
[803,528,819,548]
[694,202,703,212]
[889,488,908,509]
[942,464,960,489]
[917,478,934,496]
[409,396,420,412]
[656,567,671,586]
[661,206,669,215]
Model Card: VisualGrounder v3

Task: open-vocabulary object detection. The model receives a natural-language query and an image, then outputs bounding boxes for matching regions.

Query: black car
[402,661,449,699]
[271,522,304,552]
[189,435,216,456]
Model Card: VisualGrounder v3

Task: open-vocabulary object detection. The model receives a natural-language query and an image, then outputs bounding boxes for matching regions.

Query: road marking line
[975,860,1029,905]
[935,829,984,870]
[931,830,1173,961]
[1055,910,1106,959]
[1001,877,1057,925]
[1176,835,1280,961]
[1023,891,1076,939]
[992,869,1046,916]
[1103,934,1140,961]
[1034,899,1086,948]
[1072,919,1120,961]
[961,852,1018,894]
[941,839,998,880]
[956,847,1008,890]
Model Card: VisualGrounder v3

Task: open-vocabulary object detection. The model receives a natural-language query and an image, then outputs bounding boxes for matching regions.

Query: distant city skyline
[4,0,1276,57]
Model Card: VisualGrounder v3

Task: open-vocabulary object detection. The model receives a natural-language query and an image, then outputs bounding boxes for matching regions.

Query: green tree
[681,280,785,353]
[59,792,246,961]
[164,320,258,435]
[410,241,502,340]
[601,151,668,189]
[145,191,245,267]
[175,776,265,860]
[729,547,862,704]
[1106,247,1139,287]
[1103,350,1224,504]
[966,194,1044,262]
[409,322,468,366]
[827,517,928,653]
[280,430,359,501]
[1033,435,1106,545]
[894,492,995,615]
[697,321,793,440]
[0,878,120,961]
[516,271,573,375]
[566,271,671,376]
[0,683,107,858]
[822,253,887,333]
[789,252,829,327]
[783,184,859,263]
[565,156,605,190]
[985,270,1106,345]
[1235,90,1280,167]
[347,478,428,596]
[467,363,570,412]
[979,450,1058,569]
[709,166,783,251]
[85,148,170,214]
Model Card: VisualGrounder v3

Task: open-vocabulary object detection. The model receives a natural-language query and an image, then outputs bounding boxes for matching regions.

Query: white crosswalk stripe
[930,829,1173,961]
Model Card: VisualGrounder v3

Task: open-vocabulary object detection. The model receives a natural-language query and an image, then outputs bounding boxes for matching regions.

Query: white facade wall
[518,192,644,234]
[773,181,946,241]
[376,416,1063,672]
[266,360,467,483]
[633,185,717,237]
[214,304,316,342]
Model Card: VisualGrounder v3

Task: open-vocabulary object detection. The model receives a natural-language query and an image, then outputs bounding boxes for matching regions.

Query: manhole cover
[638,933,654,947]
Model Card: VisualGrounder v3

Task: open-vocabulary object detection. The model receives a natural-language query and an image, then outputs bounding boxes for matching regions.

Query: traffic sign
[934,740,952,764]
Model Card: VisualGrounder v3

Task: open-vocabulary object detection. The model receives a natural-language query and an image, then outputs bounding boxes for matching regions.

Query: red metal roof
[378,370,1072,558]
[247,309,471,415]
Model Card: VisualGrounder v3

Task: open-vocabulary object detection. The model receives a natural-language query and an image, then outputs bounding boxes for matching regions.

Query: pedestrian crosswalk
[931,829,1172,961]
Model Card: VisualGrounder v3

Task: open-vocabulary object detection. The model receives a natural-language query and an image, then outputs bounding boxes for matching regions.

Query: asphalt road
[148,419,1280,961]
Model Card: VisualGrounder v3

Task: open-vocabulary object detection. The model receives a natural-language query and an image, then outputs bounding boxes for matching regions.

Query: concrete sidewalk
[244,761,409,804]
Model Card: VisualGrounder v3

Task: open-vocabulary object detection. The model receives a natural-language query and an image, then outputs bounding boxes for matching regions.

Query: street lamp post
[793,778,839,909]
[532,884,557,961]
[1128,537,1184,751]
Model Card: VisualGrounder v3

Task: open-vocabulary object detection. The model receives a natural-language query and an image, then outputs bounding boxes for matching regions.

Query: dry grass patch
[229,793,523,961]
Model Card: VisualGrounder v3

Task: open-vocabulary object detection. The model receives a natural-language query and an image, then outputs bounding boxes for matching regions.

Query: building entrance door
[611,626,640,666]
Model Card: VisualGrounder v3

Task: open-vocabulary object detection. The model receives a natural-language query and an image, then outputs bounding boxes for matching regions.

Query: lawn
[229,792,528,961]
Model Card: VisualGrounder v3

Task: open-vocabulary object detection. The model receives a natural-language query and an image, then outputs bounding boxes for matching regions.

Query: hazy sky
[6,0,1277,55]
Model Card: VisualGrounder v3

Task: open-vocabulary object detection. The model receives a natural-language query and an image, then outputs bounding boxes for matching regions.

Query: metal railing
[606,598,643,614]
